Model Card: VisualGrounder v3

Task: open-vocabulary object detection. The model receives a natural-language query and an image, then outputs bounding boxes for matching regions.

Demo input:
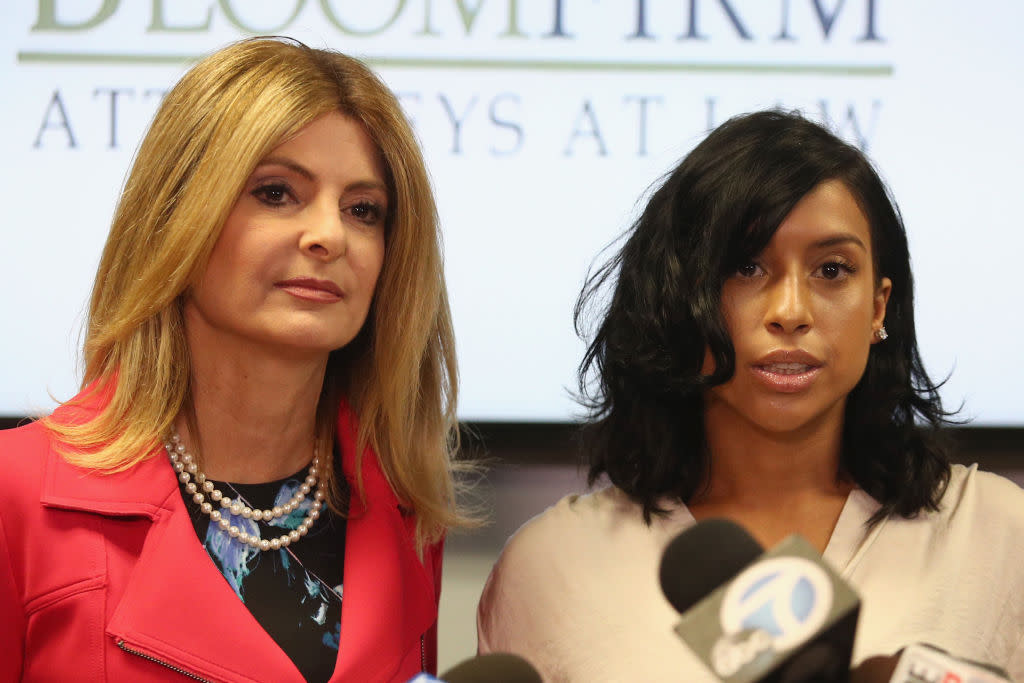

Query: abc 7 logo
[719,557,834,650]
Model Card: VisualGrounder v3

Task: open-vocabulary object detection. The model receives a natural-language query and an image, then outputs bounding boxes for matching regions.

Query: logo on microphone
[711,557,834,677]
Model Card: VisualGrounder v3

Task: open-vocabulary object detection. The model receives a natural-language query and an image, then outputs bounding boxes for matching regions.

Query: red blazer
[0,393,443,682]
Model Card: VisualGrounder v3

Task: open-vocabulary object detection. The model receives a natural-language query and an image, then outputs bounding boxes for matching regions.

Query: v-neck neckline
[664,486,885,575]
[822,486,885,576]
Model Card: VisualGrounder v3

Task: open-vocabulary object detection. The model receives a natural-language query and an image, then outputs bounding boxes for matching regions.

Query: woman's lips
[751,362,822,393]
[761,362,813,375]
[275,278,344,303]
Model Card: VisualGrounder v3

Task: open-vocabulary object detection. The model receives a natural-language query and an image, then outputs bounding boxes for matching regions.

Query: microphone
[660,518,763,614]
[660,519,861,682]
[442,653,542,683]
[407,653,542,683]
[884,643,1013,683]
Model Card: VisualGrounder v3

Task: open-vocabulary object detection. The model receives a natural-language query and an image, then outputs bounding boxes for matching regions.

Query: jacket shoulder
[0,421,53,503]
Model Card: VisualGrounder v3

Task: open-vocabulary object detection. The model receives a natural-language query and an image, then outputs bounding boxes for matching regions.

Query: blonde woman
[0,38,468,682]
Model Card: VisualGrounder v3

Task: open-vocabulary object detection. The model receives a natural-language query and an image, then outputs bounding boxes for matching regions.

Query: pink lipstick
[275,277,344,303]
[750,350,823,393]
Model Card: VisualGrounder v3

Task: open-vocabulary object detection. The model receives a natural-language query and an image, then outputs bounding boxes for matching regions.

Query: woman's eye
[736,262,762,278]
[350,201,385,225]
[818,261,854,280]
[252,183,292,206]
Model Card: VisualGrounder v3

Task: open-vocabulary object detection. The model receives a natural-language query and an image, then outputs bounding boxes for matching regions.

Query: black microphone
[442,653,542,683]
[660,519,861,682]
[660,517,763,615]
[407,653,542,683]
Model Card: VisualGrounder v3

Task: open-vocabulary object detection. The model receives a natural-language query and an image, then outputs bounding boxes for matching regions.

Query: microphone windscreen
[659,517,763,614]
[441,653,542,683]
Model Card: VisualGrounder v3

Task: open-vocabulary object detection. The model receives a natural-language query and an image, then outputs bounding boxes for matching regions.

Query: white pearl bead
[166,429,324,553]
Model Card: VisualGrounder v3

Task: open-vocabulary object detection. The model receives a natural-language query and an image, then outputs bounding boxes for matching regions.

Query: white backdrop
[1,1,1021,424]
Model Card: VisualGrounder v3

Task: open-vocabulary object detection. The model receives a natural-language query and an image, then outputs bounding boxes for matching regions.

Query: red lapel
[38,392,436,682]
[42,436,304,682]
[331,402,436,681]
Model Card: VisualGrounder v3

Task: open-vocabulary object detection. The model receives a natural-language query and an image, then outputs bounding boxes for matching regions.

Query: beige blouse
[477,464,1024,682]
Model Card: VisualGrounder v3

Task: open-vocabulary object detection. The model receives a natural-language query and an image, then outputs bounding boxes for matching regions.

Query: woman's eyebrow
[253,157,387,196]
[812,233,867,250]
[345,179,389,196]
[255,156,314,181]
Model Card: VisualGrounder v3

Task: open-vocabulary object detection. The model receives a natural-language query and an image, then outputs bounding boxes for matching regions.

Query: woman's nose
[300,204,348,260]
[764,272,812,334]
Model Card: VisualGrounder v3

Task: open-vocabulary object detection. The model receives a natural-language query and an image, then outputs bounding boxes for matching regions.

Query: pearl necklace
[165,431,326,552]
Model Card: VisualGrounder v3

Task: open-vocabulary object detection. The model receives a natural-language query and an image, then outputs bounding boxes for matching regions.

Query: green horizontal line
[368,57,892,76]
[19,51,199,65]
[17,51,892,76]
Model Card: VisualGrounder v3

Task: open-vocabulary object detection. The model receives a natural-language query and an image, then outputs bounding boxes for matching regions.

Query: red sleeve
[0,511,26,681]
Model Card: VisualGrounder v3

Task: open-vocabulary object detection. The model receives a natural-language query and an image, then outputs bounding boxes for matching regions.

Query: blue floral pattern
[180,465,346,683]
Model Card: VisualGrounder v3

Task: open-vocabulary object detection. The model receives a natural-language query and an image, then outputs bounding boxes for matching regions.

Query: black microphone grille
[659,517,763,614]
[441,652,543,683]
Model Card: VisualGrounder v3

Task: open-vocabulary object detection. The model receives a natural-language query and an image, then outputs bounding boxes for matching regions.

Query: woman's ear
[871,276,892,343]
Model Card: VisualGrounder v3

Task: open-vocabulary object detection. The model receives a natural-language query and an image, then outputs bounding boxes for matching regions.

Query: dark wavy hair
[576,110,953,524]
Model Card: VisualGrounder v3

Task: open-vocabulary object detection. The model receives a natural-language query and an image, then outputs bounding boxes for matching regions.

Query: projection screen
[1,2,1021,424]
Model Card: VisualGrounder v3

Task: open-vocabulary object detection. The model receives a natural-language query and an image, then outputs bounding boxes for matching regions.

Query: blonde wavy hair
[43,37,468,548]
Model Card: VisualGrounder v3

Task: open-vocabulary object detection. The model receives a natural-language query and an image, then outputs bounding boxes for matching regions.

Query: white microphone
[886,643,1013,683]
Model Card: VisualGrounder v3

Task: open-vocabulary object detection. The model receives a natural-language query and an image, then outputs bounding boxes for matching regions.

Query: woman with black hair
[477,110,1024,681]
